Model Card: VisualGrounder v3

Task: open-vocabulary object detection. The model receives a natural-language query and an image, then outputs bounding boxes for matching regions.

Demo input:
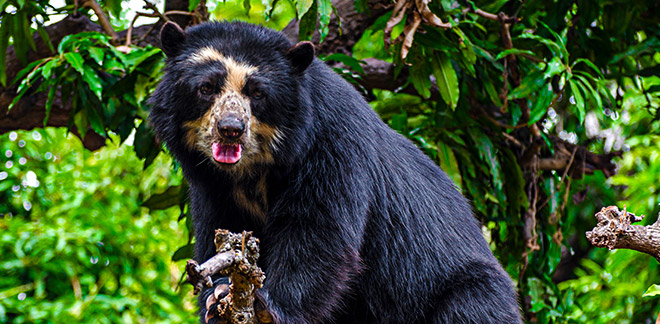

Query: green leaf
[296,0,314,17]
[502,148,527,217]
[40,59,56,79]
[390,112,408,134]
[0,14,11,86]
[261,0,278,19]
[63,52,85,75]
[86,105,106,136]
[574,73,602,112]
[571,58,603,78]
[471,129,503,191]
[73,108,88,140]
[81,64,104,100]
[188,0,201,11]
[44,85,57,127]
[88,47,105,66]
[8,14,29,66]
[58,32,110,53]
[243,0,251,16]
[298,1,317,41]
[510,105,522,126]
[11,59,43,85]
[18,10,36,52]
[8,61,43,110]
[125,47,162,72]
[495,48,537,61]
[609,38,660,64]
[430,52,460,110]
[508,69,546,100]
[134,122,160,167]
[529,85,553,124]
[317,0,333,41]
[643,285,660,297]
[537,20,569,61]
[480,70,502,107]
[437,141,462,189]
[543,56,565,80]
[518,33,562,58]
[409,60,432,99]
[568,79,585,124]
[142,185,182,211]
[172,244,194,261]
[353,0,369,13]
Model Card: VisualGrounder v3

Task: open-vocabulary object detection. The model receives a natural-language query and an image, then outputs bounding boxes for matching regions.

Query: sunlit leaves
[10,31,164,165]
[297,0,334,41]
[0,129,193,323]
[296,0,314,18]
[642,284,660,297]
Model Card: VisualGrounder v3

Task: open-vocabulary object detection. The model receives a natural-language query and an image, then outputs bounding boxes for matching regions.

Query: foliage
[1,0,660,323]
[0,128,194,323]
[10,30,164,166]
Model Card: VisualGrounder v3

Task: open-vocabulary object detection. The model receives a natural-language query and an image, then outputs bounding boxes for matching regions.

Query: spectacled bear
[149,21,522,324]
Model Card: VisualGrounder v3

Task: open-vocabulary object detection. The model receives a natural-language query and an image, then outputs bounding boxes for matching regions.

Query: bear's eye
[251,89,264,100]
[198,83,213,96]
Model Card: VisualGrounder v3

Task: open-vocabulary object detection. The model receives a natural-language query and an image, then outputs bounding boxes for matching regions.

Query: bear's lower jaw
[212,143,242,164]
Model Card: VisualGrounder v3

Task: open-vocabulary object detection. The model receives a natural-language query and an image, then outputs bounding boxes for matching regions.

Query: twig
[502,132,522,147]
[81,0,119,43]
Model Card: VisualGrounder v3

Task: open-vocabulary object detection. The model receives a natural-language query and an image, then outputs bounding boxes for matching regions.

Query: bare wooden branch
[186,230,270,324]
[186,251,236,295]
[587,206,660,262]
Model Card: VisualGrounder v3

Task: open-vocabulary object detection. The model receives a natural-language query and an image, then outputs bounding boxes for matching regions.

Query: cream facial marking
[188,47,257,93]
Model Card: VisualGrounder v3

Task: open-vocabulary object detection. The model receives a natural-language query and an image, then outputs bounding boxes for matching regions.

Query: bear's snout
[217,114,246,140]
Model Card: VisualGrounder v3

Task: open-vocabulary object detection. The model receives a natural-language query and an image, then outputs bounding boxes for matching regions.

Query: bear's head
[149,21,315,178]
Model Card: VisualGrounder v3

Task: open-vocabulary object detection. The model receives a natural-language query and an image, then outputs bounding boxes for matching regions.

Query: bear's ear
[160,22,186,57]
[286,41,315,74]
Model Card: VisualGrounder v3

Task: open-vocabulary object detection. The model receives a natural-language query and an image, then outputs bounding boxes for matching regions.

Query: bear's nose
[217,116,245,140]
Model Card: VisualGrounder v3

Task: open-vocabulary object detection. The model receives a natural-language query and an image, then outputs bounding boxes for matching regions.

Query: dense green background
[1,0,660,323]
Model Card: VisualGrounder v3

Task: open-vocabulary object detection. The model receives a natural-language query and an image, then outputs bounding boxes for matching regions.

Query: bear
[148,21,522,324]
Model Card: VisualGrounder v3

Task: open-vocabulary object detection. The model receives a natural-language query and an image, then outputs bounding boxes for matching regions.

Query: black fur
[149,21,522,324]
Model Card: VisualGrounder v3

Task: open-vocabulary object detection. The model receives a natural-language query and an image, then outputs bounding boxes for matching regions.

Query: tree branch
[82,0,119,43]
[587,206,660,262]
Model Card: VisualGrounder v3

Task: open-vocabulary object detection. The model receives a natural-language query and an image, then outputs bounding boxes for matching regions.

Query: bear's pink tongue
[212,143,242,164]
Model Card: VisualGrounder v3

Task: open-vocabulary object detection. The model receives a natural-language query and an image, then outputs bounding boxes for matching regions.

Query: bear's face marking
[180,47,283,179]
[187,47,256,93]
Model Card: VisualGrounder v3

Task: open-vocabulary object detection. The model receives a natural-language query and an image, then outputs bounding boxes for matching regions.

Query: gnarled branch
[587,206,660,262]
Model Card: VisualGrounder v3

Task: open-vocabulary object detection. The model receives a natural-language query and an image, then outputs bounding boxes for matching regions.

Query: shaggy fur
[149,21,522,324]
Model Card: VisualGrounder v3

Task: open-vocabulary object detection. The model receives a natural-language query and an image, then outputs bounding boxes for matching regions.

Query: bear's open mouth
[212,143,242,164]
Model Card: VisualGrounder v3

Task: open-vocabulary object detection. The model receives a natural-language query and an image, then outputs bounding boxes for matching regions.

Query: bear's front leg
[254,196,368,324]
[202,277,274,324]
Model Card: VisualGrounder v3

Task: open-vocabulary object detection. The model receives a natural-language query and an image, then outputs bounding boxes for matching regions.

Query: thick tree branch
[587,206,660,262]
[529,137,620,179]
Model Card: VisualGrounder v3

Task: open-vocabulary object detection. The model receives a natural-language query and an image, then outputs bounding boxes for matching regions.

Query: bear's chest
[230,172,269,222]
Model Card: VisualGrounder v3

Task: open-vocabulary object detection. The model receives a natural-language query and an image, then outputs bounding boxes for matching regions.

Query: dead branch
[383,0,450,59]
[186,230,270,324]
[586,206,660,262]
